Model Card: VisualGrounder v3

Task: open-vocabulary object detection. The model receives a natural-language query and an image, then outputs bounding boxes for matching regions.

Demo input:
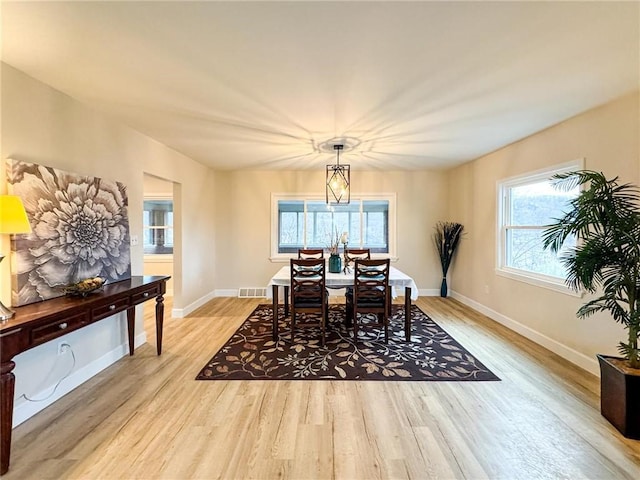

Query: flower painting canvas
[6,159,131,306]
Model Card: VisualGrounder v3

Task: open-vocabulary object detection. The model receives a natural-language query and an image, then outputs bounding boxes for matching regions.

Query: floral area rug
[195,304,500,381]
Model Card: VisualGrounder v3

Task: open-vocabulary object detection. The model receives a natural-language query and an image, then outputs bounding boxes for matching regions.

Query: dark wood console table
[0,275,169,475]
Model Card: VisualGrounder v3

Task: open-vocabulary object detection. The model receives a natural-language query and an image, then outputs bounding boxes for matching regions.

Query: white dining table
[267,265,419,342]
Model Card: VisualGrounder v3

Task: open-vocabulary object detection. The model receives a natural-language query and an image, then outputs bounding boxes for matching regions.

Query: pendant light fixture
[326,144,350,204]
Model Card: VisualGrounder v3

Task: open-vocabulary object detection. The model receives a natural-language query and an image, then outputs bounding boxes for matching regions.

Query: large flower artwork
[6,159,131,306]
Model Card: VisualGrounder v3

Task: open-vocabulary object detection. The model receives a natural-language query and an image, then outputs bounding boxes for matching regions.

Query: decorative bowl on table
[60,277,106,297]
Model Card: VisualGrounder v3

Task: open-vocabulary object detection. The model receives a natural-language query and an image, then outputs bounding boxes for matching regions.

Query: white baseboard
[215,289,238,297]
[419,289,441,297]
[173,289,265,317]
[172,290,217,318]
[137,332,147,347]
[172,287,438,317]
[13,332,147,427]
[449,290,599,376]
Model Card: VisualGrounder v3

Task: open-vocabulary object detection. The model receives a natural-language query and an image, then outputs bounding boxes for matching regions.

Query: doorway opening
[142,173,177,297]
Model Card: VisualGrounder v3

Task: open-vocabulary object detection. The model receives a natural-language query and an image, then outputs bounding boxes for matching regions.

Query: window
[497,161,582,293]
[272,195,395,259]
[143,199,173,255]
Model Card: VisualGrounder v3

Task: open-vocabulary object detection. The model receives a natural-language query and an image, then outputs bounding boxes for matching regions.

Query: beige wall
[1,63,217,422]
[214,169,449,293]
[447,91,640,372]
[143,173,173,196]
[3,57,637,423]
[1,64,216,310]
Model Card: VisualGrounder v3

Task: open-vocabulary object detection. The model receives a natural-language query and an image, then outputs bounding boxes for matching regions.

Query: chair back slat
[298,249,324,259]
[346,249,371,260]
[354,259,390,303]
[289,258,328,346]
[343,248,370,272]
[291,258,326,301]
[348,258,391,343]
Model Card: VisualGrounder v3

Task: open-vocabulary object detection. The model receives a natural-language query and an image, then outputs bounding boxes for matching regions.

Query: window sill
[496,267,583,297]
[270,255,398,263]
[144,254,174,263]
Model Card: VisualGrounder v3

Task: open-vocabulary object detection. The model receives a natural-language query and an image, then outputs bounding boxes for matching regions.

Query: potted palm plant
[433,221,464,297]
[542,170,640,438]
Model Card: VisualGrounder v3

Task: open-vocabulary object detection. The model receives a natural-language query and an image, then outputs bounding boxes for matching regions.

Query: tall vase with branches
[433,221,464,297]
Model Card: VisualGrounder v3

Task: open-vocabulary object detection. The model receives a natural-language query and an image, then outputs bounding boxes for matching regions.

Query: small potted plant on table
[328,228,342,273]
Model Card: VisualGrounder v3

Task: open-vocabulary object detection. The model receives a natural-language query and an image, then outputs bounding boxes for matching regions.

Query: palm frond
[543,170,640,365]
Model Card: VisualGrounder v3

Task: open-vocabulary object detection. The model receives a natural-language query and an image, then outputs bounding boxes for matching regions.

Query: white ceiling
[2,1,638,171]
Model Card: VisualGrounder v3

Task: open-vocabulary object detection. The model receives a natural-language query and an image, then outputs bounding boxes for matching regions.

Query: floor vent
[238,287,267,298]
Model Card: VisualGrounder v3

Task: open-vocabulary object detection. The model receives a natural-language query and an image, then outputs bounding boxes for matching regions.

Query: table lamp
[0,195,32,321]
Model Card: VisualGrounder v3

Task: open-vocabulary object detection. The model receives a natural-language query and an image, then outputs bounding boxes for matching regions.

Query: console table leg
[1,361,16,475]
[126,308,135,356]
[155,295,165,356]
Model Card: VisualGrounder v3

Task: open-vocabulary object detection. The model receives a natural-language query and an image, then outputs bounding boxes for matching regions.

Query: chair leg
[384,312,389,344]
[353,309,358,342]
[376,313,387,344]
[320,305,326,347]
[291,310,295,342]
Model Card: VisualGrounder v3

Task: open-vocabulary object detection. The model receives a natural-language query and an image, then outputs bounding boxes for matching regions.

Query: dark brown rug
[195,304,500,381]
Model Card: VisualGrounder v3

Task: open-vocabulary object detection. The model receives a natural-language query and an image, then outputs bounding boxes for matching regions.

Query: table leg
[126,307,135,356]
[284,286,289,317]
[405,287,412,342]
[1,361,16,475]
[155,295,165,355]
[272,285,279,342]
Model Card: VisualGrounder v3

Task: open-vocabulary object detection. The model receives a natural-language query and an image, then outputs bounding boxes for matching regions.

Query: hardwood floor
[4,296,640,479]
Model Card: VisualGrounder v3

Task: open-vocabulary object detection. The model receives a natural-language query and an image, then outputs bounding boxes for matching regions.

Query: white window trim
[143,195,174,259]
[270,193,397,262]
[143,253,174,263]
[496,159,584,297]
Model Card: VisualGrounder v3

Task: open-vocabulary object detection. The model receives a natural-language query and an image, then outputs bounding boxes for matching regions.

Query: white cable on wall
[19,344,76,402]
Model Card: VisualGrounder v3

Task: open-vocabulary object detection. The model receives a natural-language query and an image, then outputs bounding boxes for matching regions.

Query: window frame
[496,159,584,296]
[270,193,397,262]
[143,196,174,260]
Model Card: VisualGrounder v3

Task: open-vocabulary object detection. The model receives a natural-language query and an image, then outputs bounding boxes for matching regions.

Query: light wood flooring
[4,296,640,479]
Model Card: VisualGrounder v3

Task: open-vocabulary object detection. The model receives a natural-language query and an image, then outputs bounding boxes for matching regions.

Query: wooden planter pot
[597,354,640,439]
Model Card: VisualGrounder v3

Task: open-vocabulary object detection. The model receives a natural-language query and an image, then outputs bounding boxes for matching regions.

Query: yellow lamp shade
[0,195,32,234]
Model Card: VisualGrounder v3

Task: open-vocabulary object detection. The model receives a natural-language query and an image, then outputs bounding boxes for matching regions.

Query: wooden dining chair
[298,249,324,259]
[345,258,391,343]
[345,248,370,260]
[343,248,371,291]
[343,249,392,317]
[299,248,331,299]
[290,258,329,346]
